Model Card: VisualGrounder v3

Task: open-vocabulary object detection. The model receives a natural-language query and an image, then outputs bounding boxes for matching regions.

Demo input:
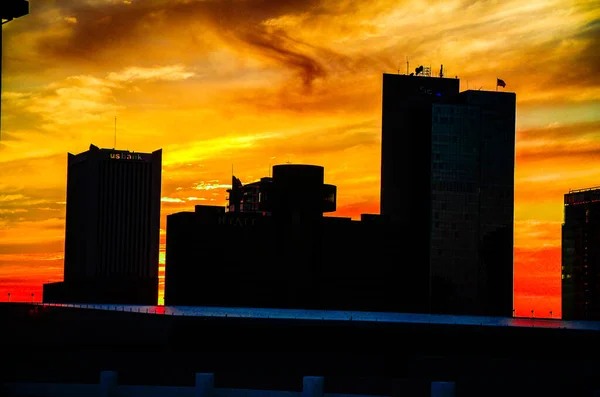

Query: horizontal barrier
[30,302,600,331]
[3,372,456,397]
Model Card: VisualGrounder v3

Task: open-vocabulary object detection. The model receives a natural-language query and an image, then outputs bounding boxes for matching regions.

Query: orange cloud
[2,0,599,316]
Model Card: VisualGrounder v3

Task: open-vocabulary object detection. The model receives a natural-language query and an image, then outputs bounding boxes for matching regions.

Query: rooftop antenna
[406,56,409,75]
[114,116,117,149]
[440,64,444,78]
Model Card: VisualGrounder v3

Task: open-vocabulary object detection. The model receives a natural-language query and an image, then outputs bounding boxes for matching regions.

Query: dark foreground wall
[43,278,158,305]
[1,304,599,397]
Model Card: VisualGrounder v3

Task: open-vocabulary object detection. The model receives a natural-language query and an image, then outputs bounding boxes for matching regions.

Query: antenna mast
[114,116,117,149]
[406,56,409,75]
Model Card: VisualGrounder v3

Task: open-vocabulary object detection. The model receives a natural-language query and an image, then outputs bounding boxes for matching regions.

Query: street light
[7,292,10,302]
[31,292,34,303]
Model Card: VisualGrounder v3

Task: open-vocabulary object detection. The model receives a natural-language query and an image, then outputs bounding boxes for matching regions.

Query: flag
[497,78,506,88]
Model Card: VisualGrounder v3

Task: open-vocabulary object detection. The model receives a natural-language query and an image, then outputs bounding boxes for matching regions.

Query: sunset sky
[1,0,599,317]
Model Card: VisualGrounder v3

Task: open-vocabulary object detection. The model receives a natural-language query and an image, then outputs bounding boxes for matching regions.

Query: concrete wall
[3,372,455,397]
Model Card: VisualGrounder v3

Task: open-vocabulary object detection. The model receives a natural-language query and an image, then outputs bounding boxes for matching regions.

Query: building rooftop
[38,303,600,331]
[568,186,600,194]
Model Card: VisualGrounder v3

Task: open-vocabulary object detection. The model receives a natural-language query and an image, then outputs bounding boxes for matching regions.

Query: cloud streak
[106,65,195,82]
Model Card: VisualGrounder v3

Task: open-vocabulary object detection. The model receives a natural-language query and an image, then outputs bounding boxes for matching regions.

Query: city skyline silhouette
[2,0,600,319]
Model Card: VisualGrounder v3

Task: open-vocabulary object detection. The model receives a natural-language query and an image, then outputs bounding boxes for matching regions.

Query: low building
[164,164,406,312]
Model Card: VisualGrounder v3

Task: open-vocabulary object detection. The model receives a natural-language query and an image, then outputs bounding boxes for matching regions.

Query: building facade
[43,144,162,304]
[164,164,397,311]
[562,187,600,320]
[381,73,516,316]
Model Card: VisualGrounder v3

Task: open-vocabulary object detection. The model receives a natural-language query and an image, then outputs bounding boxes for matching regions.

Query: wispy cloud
[161,197,185,203]
[106,65,195,82]
[22,76,123,128]
[0,194,26,202]
[193,182,231,191]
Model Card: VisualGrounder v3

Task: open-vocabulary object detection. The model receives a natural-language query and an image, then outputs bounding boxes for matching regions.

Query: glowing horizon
[2,0,600,318]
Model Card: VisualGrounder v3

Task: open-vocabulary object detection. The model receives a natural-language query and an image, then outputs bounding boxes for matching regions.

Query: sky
[1,0,599,317]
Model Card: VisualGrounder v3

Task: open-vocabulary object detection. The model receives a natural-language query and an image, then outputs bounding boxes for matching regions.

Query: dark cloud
[516,120,600,161]
[0,184,66,225]
[30,0,329,88]
[224,72,383,115]
[0,240,64,255]
[539,22,600,89]
[233,29,326,89]
[273,120,379,154]
[518,120,600,140]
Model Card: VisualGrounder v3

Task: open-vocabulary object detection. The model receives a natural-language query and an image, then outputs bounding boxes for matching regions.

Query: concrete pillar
[302,376,324,397]
[195,373,215,397]
[99,371,118,397]
[431,381,455,397]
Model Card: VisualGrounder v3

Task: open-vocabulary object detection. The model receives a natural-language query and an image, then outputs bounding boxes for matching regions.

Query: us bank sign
[110,152,145,160]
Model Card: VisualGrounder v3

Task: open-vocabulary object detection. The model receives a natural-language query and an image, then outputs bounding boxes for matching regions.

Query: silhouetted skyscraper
[165,164,337,309]
[43,144,162,304]
[562,187,600,321]
[380,73,515,316]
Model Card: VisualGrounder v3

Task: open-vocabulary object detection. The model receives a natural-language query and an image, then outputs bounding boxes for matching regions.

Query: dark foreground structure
[43,144,162,305]
[2,303,600,397]
[165,164,399,312]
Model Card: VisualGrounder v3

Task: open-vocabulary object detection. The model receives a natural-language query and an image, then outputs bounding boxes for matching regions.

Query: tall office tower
[562,187,600,320]
[43,144,162,304]
[380,73,516,316]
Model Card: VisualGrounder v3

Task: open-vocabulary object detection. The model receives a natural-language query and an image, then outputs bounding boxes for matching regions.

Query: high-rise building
[380,73,516,316]
[562,187,600,321]
[43,144,162,304]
